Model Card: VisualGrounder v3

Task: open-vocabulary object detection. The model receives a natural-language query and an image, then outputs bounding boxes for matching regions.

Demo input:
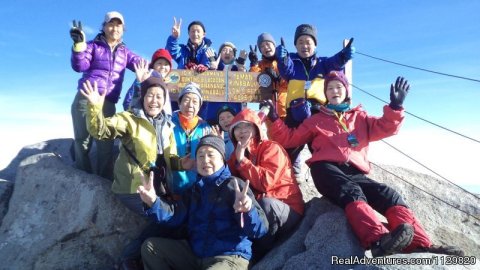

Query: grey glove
[389,76,410,110]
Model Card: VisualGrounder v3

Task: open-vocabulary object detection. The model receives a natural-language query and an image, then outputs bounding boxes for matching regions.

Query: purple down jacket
[71,34,143,103]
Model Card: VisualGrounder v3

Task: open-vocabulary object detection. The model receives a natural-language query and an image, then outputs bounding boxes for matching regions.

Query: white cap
[104,11,124,25]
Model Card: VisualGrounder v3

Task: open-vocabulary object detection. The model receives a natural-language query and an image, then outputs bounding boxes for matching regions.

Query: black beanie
[196,134,226,161]
[188,20,206,32]
[294,24,317,45]
[216,105,237,125]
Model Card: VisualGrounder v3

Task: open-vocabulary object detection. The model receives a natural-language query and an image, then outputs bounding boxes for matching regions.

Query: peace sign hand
[233,179,252,213]
[172,17,182,38]
[80,80,105,105]
[248,45,258,66]
[70,20,85,43]
[137,171,157,207]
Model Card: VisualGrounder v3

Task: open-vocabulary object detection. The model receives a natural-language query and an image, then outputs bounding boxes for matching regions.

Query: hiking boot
[412,244,465,256]
[371,223,414,257]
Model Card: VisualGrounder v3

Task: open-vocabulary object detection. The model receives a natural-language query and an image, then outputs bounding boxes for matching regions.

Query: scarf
[178,112,199,133]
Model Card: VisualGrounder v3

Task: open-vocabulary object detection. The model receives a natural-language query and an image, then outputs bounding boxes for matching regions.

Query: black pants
[310,161,406,214]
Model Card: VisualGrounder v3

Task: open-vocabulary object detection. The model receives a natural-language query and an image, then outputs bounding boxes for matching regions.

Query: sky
[0,1,479,193]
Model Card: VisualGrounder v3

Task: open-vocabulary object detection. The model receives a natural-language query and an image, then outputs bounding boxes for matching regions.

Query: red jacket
[228,109,304,215]
[269,105,404,174]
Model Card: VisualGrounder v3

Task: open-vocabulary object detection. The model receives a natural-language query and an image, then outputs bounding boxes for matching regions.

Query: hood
[228,108,265,145]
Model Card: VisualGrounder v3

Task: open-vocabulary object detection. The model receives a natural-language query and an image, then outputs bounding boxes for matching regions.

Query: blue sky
[0,1,479,192]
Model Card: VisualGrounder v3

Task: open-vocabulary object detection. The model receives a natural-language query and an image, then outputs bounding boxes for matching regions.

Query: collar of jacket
[320,104,362,116]
[94,33,125,49]
[196,165,231,187]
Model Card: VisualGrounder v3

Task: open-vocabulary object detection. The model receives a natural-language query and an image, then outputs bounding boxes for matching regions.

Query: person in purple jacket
[69,11,144,179]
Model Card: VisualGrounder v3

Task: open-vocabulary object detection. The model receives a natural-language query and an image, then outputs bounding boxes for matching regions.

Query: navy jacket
[144,165,268,260]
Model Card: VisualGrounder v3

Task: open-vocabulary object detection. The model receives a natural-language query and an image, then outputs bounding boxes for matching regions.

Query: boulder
[0,138,75,182]
[0,153,147,270]
[0,139,479,269]
[252,163,480,269]
[0,180,13,225]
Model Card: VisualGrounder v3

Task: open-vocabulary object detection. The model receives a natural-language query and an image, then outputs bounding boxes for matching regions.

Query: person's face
[188,25,205,46]
[196,146,224,176]
[295,35,316,58]
[218,111,235,131]
[220,46,235,64]
[259,41,276,58]
[103,19,124,43]
[325,80,347,105]
[152,58,171,78]
[143,86,165,117]
[179,93,201,119]
[233,122,257,145]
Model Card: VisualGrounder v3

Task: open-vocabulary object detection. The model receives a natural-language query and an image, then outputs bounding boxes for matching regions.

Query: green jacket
[86,102,180,194]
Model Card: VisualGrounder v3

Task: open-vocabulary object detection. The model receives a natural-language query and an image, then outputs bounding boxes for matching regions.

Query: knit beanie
[324,71,350,102]
[294,24,317,45]
[196,134,226,161]
[188,20,206,32]
[218,42,237,56]
[149,48,173,69]
[216,105,237,125]
[140,75,167,102]
[178,82,203,104]
[257,32,276,49]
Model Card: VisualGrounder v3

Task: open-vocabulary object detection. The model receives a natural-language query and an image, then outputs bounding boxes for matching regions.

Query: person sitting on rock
[227,108,305,261]
[81,76,192,268]
[261,71,464,257]
[170,82,211,195]
[139,134,269,269]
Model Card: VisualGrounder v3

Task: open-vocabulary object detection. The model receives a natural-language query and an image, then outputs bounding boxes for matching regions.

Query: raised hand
[276,37,288,63]
[137,171,157,207]
[134,59,153,83]
[389,76,410,110]
[341,37,355,61]
[180,153,195,170]
[80,80,105,105]
[236,49,248,66]
[248,45,258,67]
[211,125,224,138]
[206,47,221,70]
[172,17,182,38]
[70,20,85,44]
[233,178,252,214]
[259,99,278,122]
[235,140,248,163]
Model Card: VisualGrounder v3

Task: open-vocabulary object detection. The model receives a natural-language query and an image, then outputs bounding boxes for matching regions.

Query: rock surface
[0,153,147,270]
[0,139,479,269]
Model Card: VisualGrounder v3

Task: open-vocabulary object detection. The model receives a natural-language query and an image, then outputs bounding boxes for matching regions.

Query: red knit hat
[149,49,173,69]
[324,71,351,102]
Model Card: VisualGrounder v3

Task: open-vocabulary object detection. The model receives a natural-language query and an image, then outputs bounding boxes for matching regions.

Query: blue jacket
[166,35,213,69]
[277,51,347,107]
[145,166,268,260]
[171,111,211,194]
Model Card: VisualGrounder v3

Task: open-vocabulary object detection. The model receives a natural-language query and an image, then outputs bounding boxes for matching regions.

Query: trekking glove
[70,20,87,52]
[341,38,355,62]
[248,45,259,67]
[275,38,288,63]
[389,76,410,110]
